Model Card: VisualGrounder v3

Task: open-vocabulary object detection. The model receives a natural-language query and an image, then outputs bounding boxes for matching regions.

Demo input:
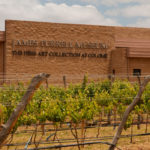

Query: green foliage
[0,104,6,124]
[0,79,149,132]
[124,114,133,130]
[94,91,111,107]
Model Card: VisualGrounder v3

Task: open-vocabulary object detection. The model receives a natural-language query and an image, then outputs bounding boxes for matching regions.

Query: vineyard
[1,76,150,149]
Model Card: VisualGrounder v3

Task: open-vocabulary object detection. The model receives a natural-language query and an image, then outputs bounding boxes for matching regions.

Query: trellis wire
[5,132,150,148]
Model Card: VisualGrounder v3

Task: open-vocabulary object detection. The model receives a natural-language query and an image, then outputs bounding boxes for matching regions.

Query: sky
[0,0,150,30]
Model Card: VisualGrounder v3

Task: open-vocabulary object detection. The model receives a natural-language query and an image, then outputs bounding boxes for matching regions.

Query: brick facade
[1,20,150,84]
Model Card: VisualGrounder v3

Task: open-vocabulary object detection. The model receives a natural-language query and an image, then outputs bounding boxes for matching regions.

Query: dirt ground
[2,123,150,150]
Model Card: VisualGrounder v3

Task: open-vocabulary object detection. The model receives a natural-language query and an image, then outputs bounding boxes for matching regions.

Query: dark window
[112,69,115,75]
[133,69,141,76]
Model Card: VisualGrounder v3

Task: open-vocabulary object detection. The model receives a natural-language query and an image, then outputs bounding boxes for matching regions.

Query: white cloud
[105,3,150,18]
[122,4,150,17]
[81,0,150,6]
[102,0,150,6]
[0,0,119,30]
[105,9,120,16]
[104,2,150,28]
[129,18,150,28]
[100,0,133,6]
[81,0,99,5]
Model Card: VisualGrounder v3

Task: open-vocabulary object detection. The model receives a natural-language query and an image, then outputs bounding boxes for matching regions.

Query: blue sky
[0,0,150,30]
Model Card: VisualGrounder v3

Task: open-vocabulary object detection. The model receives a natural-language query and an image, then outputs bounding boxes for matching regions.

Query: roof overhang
[115,39,150,48]
[115,38,150,58]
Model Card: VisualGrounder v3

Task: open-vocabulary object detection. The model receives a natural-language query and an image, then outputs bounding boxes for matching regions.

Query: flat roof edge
[5,19,150,30]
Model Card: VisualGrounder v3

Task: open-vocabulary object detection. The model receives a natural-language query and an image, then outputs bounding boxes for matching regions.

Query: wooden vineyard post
[63,75,67,89]
[0,73,50,148]
[145,113,149,133]
[81,120,85,148]
[109,76,150,150]
[46,78,49,89]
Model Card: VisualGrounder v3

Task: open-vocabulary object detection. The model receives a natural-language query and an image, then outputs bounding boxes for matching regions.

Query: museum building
[0,20,150,84]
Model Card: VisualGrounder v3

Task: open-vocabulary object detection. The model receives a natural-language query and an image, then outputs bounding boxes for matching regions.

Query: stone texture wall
[115,26,150,40]
[114,26,150,81]
[3,20,150,84]
[0,42,4,84]
[0,43,4,73]
[128,58,150,77]
[110,48,128,78]
[5,20,115,84]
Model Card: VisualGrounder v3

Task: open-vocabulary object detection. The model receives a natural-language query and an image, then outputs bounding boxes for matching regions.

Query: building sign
[13,40,108,49]
[12,40,108,58]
